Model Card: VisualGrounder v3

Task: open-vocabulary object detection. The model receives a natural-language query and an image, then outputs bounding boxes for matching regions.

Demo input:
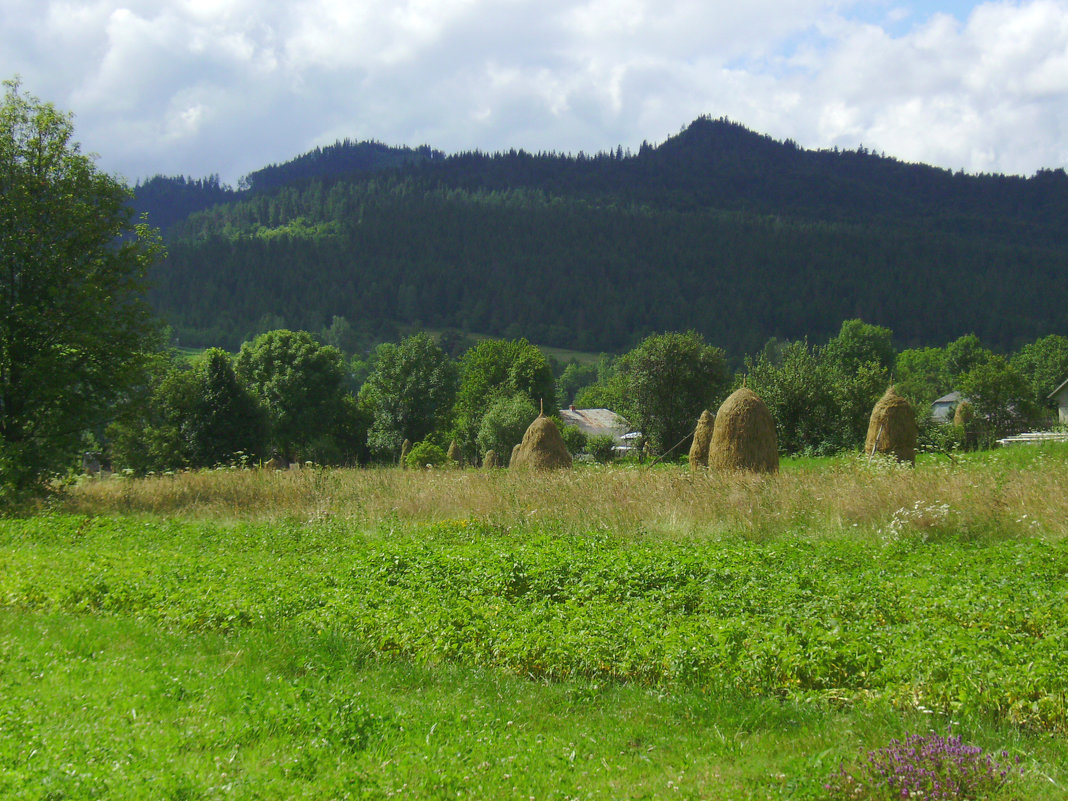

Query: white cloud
[2,0,1067,183]
[781,0,1068,172]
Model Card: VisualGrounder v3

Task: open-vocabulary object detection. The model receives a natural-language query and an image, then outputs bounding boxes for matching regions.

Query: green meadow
[2,447,1067,799]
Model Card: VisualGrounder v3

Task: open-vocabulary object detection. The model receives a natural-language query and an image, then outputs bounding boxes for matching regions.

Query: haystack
[953,400,974,427]
[865,386,918,464]
[953,400,978,450]
[708,388,778,472]
[399,439,412,468]
[508,443,521,468]
[447,440,462,467]
[510,414,572,470]
[688,410,715,469]
[483,449,499,469]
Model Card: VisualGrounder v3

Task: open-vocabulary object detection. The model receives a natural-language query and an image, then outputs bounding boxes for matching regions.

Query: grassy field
[3,446,1067,799]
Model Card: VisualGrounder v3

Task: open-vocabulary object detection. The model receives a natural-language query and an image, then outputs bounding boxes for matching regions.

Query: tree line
[101,319,1068,477]
[5,82,1067,503]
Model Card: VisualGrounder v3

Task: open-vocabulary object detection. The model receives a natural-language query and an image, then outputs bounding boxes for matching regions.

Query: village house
[1050,378,1068,425]
[930,391,962,423]
[556,406,631,444]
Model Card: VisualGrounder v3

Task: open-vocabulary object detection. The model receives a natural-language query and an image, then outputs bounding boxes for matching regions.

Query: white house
[556,407,631,443]
[931,391,962,423]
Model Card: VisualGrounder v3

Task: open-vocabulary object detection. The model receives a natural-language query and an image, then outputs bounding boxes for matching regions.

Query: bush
[587,434,617,463]
[552,419,587,455]
[404,441,448,469]
[476,395,538,460]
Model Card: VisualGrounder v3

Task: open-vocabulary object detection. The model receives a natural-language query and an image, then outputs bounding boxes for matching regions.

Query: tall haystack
[953,400,978,450]
[865,386,918,464]
[709,388,778,473]
[688,410,715,469]
[953,400,974,427]
[483,449,499,469]
[447,440,463,467]
[511,414,573,470]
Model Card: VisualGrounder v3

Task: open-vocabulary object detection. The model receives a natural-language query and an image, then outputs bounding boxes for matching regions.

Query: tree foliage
[556,361,599,407]
[234,329,351,462]
[141,118,1068,360]
[475,394,538,461]
[453,339,554,454]
[746,341,842,456]
[958,356,1037,445]
[0,80,162,499]
[895,347,950,406]
[944,334,992,381]
[359,333,457,459]
[108,349,267,473]
[746,334,888,456]
[824,319,895,376]
[1011,334,1068,415]
[617,331,729,455]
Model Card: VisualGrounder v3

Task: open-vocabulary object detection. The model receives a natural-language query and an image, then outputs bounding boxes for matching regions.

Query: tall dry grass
[57,450,1068,542]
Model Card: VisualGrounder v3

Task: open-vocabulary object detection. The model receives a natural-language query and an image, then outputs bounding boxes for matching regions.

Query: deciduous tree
[359,333,457,459]
[234,329,350,462]
[453,339,555,455]
[617,331,729,455]
[1011,334,1068,417]
[0,80,162,499]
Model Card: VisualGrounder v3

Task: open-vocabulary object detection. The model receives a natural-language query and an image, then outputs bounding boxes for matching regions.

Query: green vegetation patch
[1,611,1059,800]
[2,516,1067,734]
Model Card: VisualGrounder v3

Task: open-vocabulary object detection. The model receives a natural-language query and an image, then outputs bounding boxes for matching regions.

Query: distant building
[1049,379,1068,425]
[931,391,962,423]
[556,407,631,443]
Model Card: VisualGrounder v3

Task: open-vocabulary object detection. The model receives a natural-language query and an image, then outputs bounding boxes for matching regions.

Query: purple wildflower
[824,729,1023,800]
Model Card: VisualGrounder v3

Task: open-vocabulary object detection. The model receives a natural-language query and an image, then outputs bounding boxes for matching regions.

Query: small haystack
[483,449,499,469]
[953,400,974,427]
[510,414,573,470]
[399,439,412,468]
[709,388,778,473]
[688,410,715,469]
[953,400,978,450]
[865,386,918,464]
[447,440,463,468]
[508,443,521,467]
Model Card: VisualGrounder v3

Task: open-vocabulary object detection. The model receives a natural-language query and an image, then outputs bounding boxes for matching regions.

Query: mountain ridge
[134,117,1068,358]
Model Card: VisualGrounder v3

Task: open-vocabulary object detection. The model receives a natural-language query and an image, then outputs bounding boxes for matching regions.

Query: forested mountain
[135,118,1068,358]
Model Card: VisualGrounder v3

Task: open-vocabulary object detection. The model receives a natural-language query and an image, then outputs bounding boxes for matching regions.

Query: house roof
[932,391,962,405]
[1049,378,1068,400]
[557,407,630,439]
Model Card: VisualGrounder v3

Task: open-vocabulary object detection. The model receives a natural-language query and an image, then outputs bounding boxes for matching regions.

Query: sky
[3,0,1068,185]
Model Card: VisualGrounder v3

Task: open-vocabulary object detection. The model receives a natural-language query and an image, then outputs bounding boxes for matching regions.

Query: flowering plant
[824,731,1023,800]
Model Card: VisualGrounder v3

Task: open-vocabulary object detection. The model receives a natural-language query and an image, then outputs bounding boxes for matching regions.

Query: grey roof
[932,391,962,405]
[557,408,631,440]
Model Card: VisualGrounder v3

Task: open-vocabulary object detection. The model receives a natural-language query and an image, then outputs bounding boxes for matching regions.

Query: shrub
[554,420,588,454]
[586,434,617,464]
[404,441,447,469]
[476,395,539,460]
